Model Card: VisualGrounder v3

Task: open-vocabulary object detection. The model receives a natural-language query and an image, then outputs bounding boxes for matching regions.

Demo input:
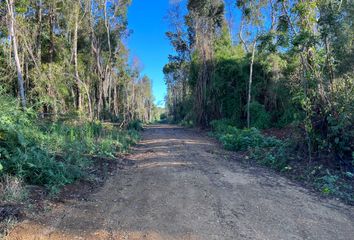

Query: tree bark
[247,41,256,129]
[104,0,113,114]
[239,16,249,53]
[73,3,81,111]
[36,0,42,62]
[6,0,26,109]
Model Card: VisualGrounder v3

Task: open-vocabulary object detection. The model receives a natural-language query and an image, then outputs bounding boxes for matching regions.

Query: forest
[0,0,158,199]
[164,0,353,201]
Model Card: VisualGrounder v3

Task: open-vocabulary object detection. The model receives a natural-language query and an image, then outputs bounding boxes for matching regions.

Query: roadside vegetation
[164,0,353,203]
[0,0,158,199]
[0,0,157,234]
[0,92,140,196]
[210,119,353,204]
[0,91,142,236]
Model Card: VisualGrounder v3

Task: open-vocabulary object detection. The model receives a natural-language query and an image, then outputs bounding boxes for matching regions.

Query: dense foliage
[211,119,353,203]
[165,0,353,168]
[164,0,353,201]
[0,91,139,193]
[0,0,157,123]
[0,0,160,195]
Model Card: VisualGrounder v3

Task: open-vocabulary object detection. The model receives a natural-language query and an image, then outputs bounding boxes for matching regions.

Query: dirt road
[7,125,354,240]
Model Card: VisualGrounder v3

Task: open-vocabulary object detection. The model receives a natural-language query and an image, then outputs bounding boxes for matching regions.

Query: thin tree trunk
[36,0,42,62]
[73,3,81,111]
[49,4,58,115]
[104,0,113,114]
[239,16,249,53]
[7,0,26,109]
[103,1,112,58]
[114,85,119,117]
[247,41,256,128]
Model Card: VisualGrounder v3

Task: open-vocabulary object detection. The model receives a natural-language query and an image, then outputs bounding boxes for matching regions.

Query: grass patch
[210,119,354,204]
[0,175,27,203]
[0,95,140,195]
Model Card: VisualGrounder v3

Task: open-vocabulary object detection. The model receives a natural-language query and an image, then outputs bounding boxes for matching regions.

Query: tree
[6,0,26,109]
[186,0,224,127]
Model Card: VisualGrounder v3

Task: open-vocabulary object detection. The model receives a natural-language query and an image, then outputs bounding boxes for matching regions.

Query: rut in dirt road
[7,125,354,240]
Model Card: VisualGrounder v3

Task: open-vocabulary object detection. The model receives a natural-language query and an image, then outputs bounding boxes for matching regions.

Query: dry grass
[0,216,18,239]
[0,175,26,238]
[0,175,27,203]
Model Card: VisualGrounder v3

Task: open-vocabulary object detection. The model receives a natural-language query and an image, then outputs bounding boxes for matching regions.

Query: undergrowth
[210,119,354,204]
[0,94,140,195]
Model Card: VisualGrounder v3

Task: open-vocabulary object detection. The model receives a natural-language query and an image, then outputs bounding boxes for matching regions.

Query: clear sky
[126,1,240,108]
[127,0,174,107]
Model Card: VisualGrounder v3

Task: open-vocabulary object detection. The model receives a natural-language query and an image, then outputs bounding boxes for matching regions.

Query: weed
[210,119,354,203]
[0,95,141,194]
[128,120,143,131]
[0,216,17,239]
[0,175,27,203]
[180,120,194,128]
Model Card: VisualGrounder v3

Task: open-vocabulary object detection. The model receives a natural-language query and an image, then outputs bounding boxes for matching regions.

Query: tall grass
[210,119,354,203]
[0,92,140,194]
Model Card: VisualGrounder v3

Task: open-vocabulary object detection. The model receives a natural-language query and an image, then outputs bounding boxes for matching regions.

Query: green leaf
[0,163,3,172]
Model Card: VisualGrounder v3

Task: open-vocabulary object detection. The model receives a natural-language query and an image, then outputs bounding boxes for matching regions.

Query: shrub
[180,119,194,128]
[211,120,281,151]
[160,113,167,120]
[0,175,27,203]
[248,101,272,129]
[210,119,238,135]
[0,94,140,193]
[321,75,354,165]
[219,128,261,151]
[250,142,291,171]
[128,120,143,131]
[211,119,288,170]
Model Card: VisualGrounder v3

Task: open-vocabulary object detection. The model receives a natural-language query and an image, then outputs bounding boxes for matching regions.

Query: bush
[160,113,167,120]
[211,120,281,151]
[250,142,291,171]
[0,175,27,203]
[180,119,194,128]
[127,120,143,131]
[322,75,354,165]
[248,101,272,129]
[211,119,289,170]
[0,94,140,193]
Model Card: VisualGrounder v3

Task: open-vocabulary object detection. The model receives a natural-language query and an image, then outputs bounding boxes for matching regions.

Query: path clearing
[7,125,354,240]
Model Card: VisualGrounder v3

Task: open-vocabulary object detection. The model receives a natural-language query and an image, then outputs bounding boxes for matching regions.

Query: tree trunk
[49,4,57,115]
[36,0,42,62]
[247,41,256,129]
[73,3,81,111]
[7,0,26,109]
[104,0,113,114]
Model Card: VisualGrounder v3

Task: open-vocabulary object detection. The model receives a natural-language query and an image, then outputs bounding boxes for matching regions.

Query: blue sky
[126,1,242,108]
[127,0,174,107]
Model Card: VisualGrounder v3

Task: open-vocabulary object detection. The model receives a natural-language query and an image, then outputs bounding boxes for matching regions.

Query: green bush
[211,120,281,151]
[160,113,167,120]
[250,142,291,171]
[128,120,143,131]
[0,94,140,193]
[0,95,75,192]
[180,119,194,128]
[321,76,354,164]
[210,119,238,135]
[211,119,289,170]
[248,101,272,129]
